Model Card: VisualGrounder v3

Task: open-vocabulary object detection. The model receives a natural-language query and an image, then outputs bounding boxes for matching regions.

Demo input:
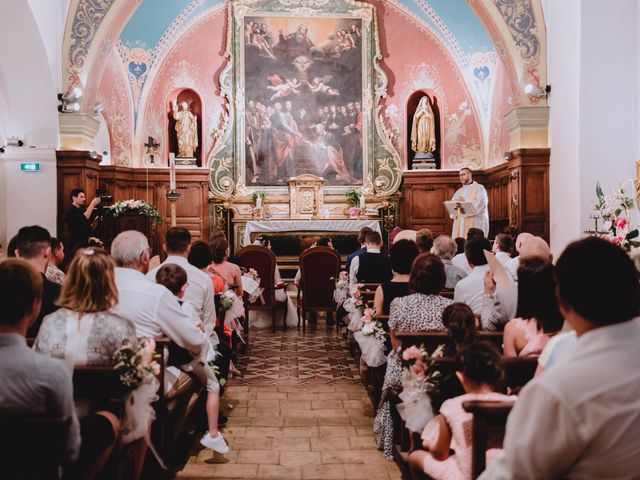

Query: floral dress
[373,293,452,458]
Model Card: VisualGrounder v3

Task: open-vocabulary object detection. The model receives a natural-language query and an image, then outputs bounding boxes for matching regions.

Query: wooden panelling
[57,151,210,256]
[399,148,549,241]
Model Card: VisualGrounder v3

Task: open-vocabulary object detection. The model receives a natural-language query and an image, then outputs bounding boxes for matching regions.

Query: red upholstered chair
[237,245,287,332]
[299,246,341,332]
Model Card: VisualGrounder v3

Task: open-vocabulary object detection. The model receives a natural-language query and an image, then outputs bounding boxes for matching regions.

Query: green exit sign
[20,163,40,172]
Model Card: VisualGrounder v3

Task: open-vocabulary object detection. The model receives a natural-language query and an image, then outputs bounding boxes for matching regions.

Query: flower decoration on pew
[242,267,261,283]
[350,283,366,312]
[361,308,386,341]
[396,344,446,433]
[332,271,350,306]
[107,199,163,225]
[217,289,246,343]
[593,182,640,251]
[113,338,161,443]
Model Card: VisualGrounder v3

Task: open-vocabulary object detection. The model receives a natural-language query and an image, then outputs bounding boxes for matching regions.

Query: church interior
[1,0,640,479]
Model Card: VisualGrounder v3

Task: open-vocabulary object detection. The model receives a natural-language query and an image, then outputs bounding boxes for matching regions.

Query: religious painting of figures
[243,16,364,187]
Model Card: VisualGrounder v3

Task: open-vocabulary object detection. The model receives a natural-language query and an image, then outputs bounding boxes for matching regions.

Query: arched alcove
[406,90,441,170]
[166,88,203,166]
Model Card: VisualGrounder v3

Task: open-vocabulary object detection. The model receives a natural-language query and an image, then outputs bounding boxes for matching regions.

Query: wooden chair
[503,356,538,391]
[299,246,341,332]
[396,331,504,354]
[237,245,287,332]
[462,400,514,479]
[0,414,71,479]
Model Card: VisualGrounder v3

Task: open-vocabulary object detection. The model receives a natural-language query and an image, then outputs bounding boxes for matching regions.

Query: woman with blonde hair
[35,247,139,479]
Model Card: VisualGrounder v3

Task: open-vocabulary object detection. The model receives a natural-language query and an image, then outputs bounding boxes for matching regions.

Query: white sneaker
[200,431,229,454]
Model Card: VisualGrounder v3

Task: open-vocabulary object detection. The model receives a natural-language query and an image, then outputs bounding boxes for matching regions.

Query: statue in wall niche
[410,95,437,170]
[171,100,198,159]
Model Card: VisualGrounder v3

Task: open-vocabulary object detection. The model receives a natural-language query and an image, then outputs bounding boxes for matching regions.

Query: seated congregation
[1,223,640,479]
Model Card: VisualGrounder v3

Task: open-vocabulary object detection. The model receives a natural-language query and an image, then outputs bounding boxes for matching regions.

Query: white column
[547,0,639,255]
[0,147,58,248]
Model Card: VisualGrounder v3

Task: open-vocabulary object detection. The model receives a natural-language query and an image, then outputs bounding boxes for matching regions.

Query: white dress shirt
[452,253,473,275]
[494,251,511,266]
[505,255,520,280]
[114,267,207,356]
[453,264,511,330]
[481,319,640,479]
[147,256,216,332]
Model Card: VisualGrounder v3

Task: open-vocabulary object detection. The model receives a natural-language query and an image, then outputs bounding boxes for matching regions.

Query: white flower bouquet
[108,199,163,225]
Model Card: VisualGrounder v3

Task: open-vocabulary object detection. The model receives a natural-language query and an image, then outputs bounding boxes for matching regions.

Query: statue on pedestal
[410,95,436,170]
[171,100,198,161]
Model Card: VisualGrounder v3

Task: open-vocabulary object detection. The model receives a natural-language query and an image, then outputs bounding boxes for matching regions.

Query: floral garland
[361,307,386,341]
[108,199,163,225]
[593,182,640,251]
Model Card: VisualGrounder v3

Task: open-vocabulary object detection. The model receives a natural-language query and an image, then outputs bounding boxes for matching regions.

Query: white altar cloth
[242,219,382,246]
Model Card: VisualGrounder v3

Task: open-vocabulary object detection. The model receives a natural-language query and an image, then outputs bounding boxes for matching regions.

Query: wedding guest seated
[432,235,467,289]
[111,231,209,357]
[416,228,434,253]
[147,227,217,335]
[480,237,640,478]
[211,230,241,266]
[442,302,477,357]
[210,237,243,297]
[452,228,484,275]
[374,253,452,459]
[35,248,137,478]
[409,342,515,480]
[155,264,229,454]
[503,257,564,357]
[492,233,513,266]
[45,236,66,285]
[346,226,373,273]
[505,232,533,279]
[535,330,577,377]
[0,259,80,462]
[453,237,514,330]
[454,237,465,255]
[14,225,60,336]
[373,239,419,315]
[349,231,393,287]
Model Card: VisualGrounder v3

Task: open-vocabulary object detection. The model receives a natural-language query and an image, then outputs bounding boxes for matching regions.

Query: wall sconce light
[7,136,24,147]
[503,151,513,161]
[524,83,551,99]
[58,86,83,113]
[93,102,104,116]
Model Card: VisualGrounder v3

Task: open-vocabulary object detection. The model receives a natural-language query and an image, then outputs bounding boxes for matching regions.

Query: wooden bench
[0,414,71,479]
[396,331,504,354]
[463,400,515,479]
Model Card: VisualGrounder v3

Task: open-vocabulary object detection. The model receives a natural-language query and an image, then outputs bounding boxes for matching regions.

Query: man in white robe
[450,168,489,238]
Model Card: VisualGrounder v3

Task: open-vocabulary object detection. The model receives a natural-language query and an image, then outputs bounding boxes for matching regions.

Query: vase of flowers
[593,182,640,251]
[345,188,361,218]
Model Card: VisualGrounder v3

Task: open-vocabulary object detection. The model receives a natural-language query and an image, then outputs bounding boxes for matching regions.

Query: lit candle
[169,153,176,192]
[360,191,365,209]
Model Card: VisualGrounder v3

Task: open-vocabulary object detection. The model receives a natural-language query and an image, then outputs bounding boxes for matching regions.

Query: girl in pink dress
[408,342,515,480]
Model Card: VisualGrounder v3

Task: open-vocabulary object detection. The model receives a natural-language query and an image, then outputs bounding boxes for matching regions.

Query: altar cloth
[242,219,382,246]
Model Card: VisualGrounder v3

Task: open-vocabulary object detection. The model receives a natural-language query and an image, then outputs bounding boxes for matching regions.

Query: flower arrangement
[350,283,366,313]
[108,199,163,225]
[593,182,640,251]
[251,191,266,207]
[113,338,160,391]
[361,307,386,341]
[333,271,350,306]
[242,267,261,284]
[401,344,445,391]
[218,290,237,311]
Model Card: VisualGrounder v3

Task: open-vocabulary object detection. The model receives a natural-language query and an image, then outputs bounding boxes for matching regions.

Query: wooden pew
[0,414,71,479]
[463,400,514,479]
[396,331,504,354]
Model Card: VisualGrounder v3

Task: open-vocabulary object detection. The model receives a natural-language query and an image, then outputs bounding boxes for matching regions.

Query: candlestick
[359,191,365,209]
[169,153,176,192]
[166,190,181,227]
[256,195,262,208]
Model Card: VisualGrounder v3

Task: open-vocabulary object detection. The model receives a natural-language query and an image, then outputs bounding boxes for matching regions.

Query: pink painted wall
[97,49,133,166]
[138,9,227,167]
[488,59,514,166]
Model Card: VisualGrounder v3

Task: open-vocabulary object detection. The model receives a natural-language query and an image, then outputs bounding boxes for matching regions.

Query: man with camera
[65,188,104,254]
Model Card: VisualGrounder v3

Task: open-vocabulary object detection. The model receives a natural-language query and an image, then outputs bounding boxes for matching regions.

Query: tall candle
[359,191,365,209]
[256,195,262,208]
[169,153,176,192]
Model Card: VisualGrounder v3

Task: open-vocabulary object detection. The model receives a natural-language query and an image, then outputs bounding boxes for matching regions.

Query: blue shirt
[346,246,366,273]
[0,333,80,460]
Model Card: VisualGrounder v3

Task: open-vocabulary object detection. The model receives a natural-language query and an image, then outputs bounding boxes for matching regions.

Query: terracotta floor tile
[301,463,346,479]
[236,450,280,465]
[320,450,363,464]
[310,437,351,451]
[271,437,311,452]
[343,463,391,479]
[257,464,302,479]
[211,463,259,478]
[279,450,322,466]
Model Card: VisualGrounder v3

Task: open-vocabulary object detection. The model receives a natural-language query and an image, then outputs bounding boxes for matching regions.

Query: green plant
[345,188,361,208]
[251,191,266,206]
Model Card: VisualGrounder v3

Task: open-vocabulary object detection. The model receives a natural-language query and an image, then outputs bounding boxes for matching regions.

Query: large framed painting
[209,0,401,198]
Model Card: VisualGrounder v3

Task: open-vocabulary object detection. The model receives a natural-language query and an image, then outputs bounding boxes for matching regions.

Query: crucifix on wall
[144,136,160,164]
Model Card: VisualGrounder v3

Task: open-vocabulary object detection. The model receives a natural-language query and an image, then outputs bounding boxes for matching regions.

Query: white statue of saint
[172,100,198,158]
[410,96,436,154]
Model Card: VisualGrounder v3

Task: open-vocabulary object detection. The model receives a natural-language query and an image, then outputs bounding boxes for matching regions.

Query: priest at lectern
[446,167,489,238]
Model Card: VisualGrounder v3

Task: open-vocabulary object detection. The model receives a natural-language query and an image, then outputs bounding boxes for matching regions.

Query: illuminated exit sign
[21,163,40,172]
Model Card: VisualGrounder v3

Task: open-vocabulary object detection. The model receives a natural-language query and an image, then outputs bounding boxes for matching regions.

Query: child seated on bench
[155,264,229,454]
[408,342,514,480]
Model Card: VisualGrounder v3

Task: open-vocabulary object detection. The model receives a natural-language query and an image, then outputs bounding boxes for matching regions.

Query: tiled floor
[178,327,401,479]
